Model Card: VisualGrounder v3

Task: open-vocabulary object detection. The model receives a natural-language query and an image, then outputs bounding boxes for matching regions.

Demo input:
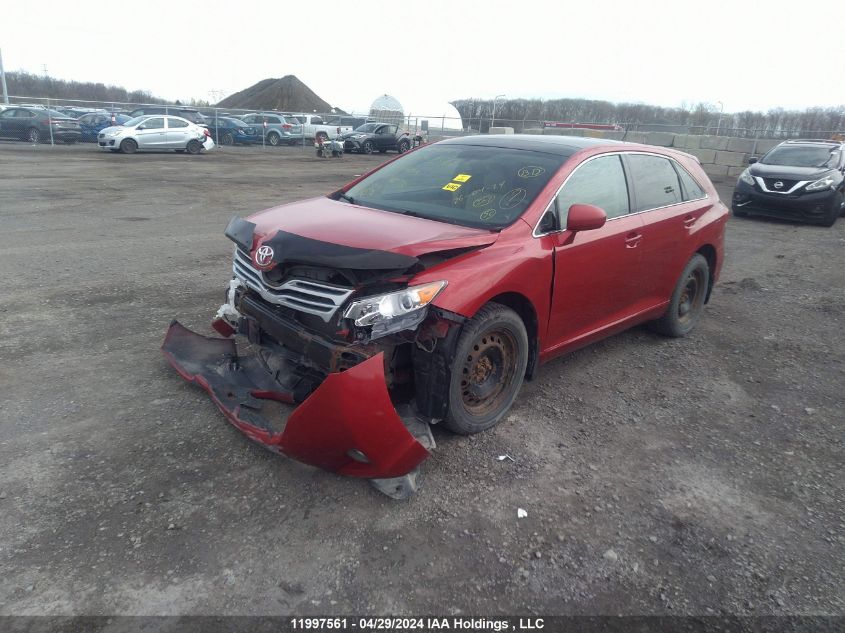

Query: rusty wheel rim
[460,328,518,417]
[678,268,705,325]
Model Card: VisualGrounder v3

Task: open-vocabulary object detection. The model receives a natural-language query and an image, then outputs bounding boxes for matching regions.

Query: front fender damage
[161,321,432,498]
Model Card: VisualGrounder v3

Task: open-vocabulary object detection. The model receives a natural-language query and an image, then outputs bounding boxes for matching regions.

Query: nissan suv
[732,139,845,226]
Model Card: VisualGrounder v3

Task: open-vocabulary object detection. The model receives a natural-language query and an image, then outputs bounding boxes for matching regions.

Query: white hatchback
[98,115,214,154]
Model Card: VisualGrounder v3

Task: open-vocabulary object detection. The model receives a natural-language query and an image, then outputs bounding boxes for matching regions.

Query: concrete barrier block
[752,139,780,155]
[601,131,626,140]
[727,166,746,178]
[726,138,756,153]
[715,150,747,167]
[623,131,647,144]
[672,134,689,148]
[702,163,729,182]
[644,132,675,147]
[523,128,544,135]
[700,135,729,150]
[489,127,514,135]
[688,148,716,163]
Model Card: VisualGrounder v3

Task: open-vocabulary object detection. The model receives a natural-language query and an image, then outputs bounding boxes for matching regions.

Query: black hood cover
[225,218,419,271]
[261,230,419,270]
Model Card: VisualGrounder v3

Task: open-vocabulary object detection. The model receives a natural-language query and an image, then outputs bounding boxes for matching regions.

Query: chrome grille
[232,248,353,322]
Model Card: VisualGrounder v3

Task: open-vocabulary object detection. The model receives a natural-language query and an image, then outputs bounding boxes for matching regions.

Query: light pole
[716,101,724,136]
[491,94,505,131]
[0,48,8,105]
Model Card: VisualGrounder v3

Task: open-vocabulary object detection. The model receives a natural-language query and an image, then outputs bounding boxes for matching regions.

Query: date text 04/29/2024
[289,617,545,631]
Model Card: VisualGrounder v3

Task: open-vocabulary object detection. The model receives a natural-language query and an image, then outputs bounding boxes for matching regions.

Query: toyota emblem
[254,245,275,268]
[773,181,784,189]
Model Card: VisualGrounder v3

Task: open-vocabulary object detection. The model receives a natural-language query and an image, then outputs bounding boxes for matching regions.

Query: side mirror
[137,125,146,130]
[566,204,607,232]
[747,156,758,164]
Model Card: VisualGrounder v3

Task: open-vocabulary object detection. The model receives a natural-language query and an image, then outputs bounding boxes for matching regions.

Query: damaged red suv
[163,135,728,498]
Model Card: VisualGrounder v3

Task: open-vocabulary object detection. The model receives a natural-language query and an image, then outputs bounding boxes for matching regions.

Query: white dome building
[369,94,405,127]
[366,94,463,133]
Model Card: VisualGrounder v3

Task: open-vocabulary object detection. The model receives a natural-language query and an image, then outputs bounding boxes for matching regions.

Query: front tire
[362,140,374,154]
[186,139,202,155]
[398,139,410,153]
[221,132,234,146]
[819,191,843,227]
[267,132,281,146]
[443,303,529,435]
[119,138,137,154]
[27,127,40,143]
[650,254,710,338]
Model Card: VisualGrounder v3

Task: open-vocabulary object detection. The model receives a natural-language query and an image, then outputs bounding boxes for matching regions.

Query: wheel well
[486,293,539,380]
[696,244,717,303]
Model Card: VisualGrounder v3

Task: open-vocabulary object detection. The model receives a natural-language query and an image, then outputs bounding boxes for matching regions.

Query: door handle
[624,232,642,248]
[683,215,697,228]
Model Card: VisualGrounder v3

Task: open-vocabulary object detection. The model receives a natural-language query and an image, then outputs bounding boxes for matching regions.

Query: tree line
[450,97,845,137]
[2,71,168,106]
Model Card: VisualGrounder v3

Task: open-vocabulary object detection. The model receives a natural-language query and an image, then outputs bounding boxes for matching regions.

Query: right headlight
[739,169,755,186]
[344,281,447,340]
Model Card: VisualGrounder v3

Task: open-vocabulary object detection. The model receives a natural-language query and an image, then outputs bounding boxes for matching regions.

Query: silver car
[97,115,215,154]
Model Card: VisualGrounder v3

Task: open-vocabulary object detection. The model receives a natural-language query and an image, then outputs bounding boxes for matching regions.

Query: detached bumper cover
[161,321,430,479]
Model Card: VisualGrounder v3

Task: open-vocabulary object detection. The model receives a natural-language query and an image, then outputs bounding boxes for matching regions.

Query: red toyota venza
[163,135,728,497]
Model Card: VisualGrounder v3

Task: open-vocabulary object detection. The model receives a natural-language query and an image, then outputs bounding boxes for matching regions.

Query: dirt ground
[0,141,842,617]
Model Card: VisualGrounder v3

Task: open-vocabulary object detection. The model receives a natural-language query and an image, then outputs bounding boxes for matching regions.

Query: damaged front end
[162,217,476,498]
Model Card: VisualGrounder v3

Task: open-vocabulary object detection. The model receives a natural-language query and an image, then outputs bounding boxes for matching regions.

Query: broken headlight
[805,175,837,192]
[344,281,447,339]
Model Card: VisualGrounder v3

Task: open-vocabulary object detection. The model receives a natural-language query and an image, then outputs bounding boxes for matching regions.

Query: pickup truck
[282,113,352,141]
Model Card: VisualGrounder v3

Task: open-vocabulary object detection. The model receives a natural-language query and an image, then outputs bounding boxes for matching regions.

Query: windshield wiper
[338,193,355,204]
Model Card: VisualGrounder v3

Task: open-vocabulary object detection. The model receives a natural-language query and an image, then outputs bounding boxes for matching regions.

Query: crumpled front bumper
[161,321,431,483]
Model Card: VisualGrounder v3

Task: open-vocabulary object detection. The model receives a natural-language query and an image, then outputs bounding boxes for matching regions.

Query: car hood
[749,162,834,181]
[340,131,371,139]
[240,197,499,269]
[98,125,126,134]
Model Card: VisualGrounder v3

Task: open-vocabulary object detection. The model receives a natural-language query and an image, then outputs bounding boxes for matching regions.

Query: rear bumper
[161,321,430,480]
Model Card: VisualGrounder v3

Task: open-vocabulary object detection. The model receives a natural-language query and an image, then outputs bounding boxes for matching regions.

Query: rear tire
[267,132,281,146]
[649,254,710,338]
[186,139,202,155]
[443,302,529,435]
[119,138,137,154]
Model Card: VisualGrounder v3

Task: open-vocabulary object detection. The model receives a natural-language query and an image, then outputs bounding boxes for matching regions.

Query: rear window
[342,143,569,230]
[762,145,840,169]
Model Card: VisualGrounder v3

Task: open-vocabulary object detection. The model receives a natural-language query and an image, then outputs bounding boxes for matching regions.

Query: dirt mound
[218,75,338,113]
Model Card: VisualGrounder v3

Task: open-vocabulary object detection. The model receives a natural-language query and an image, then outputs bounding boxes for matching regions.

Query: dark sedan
[78,112,131,142]
[204,116,259,145]
[0,107,81,144]
[732,140,845,227]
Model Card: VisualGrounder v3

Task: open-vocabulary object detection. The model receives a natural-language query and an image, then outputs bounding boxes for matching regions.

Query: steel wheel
[650,254,710,338]
[186,139,202,155]
[676,267,705,327]
[119,138,137,154]
[444,302,529,435]
[460,328,519,418]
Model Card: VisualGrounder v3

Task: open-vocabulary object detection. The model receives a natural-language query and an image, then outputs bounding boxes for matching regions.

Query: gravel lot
[0,141,842,617]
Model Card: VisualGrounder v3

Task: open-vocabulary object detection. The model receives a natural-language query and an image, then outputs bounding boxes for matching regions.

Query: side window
[311,116,323,125]
[388,125,398,135]
[556,155,630,225]
[141,117,165,129]
[627,154,682,211]
[0,109,15,118]
[267,116,280,125]
[17,110,35,118]
[168,117,189,128]
[674,163,706,201]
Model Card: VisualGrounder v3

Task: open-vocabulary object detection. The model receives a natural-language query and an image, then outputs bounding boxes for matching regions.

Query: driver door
[135,117,166,149]
[543,154,650,351]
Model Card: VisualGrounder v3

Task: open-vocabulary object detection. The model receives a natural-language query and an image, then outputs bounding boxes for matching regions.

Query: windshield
[341,144,569,230]
[354,123,380,133]
[762,145,840,169]
[123,115,152,127]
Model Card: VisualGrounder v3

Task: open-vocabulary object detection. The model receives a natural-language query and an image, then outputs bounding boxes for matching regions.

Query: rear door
[135,117,166,149]
[165,116,192,148]
[624,153,712,306]
[545,153,649,349]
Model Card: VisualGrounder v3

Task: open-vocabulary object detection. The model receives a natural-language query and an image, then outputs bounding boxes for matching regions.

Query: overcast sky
[1,0,842,116]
